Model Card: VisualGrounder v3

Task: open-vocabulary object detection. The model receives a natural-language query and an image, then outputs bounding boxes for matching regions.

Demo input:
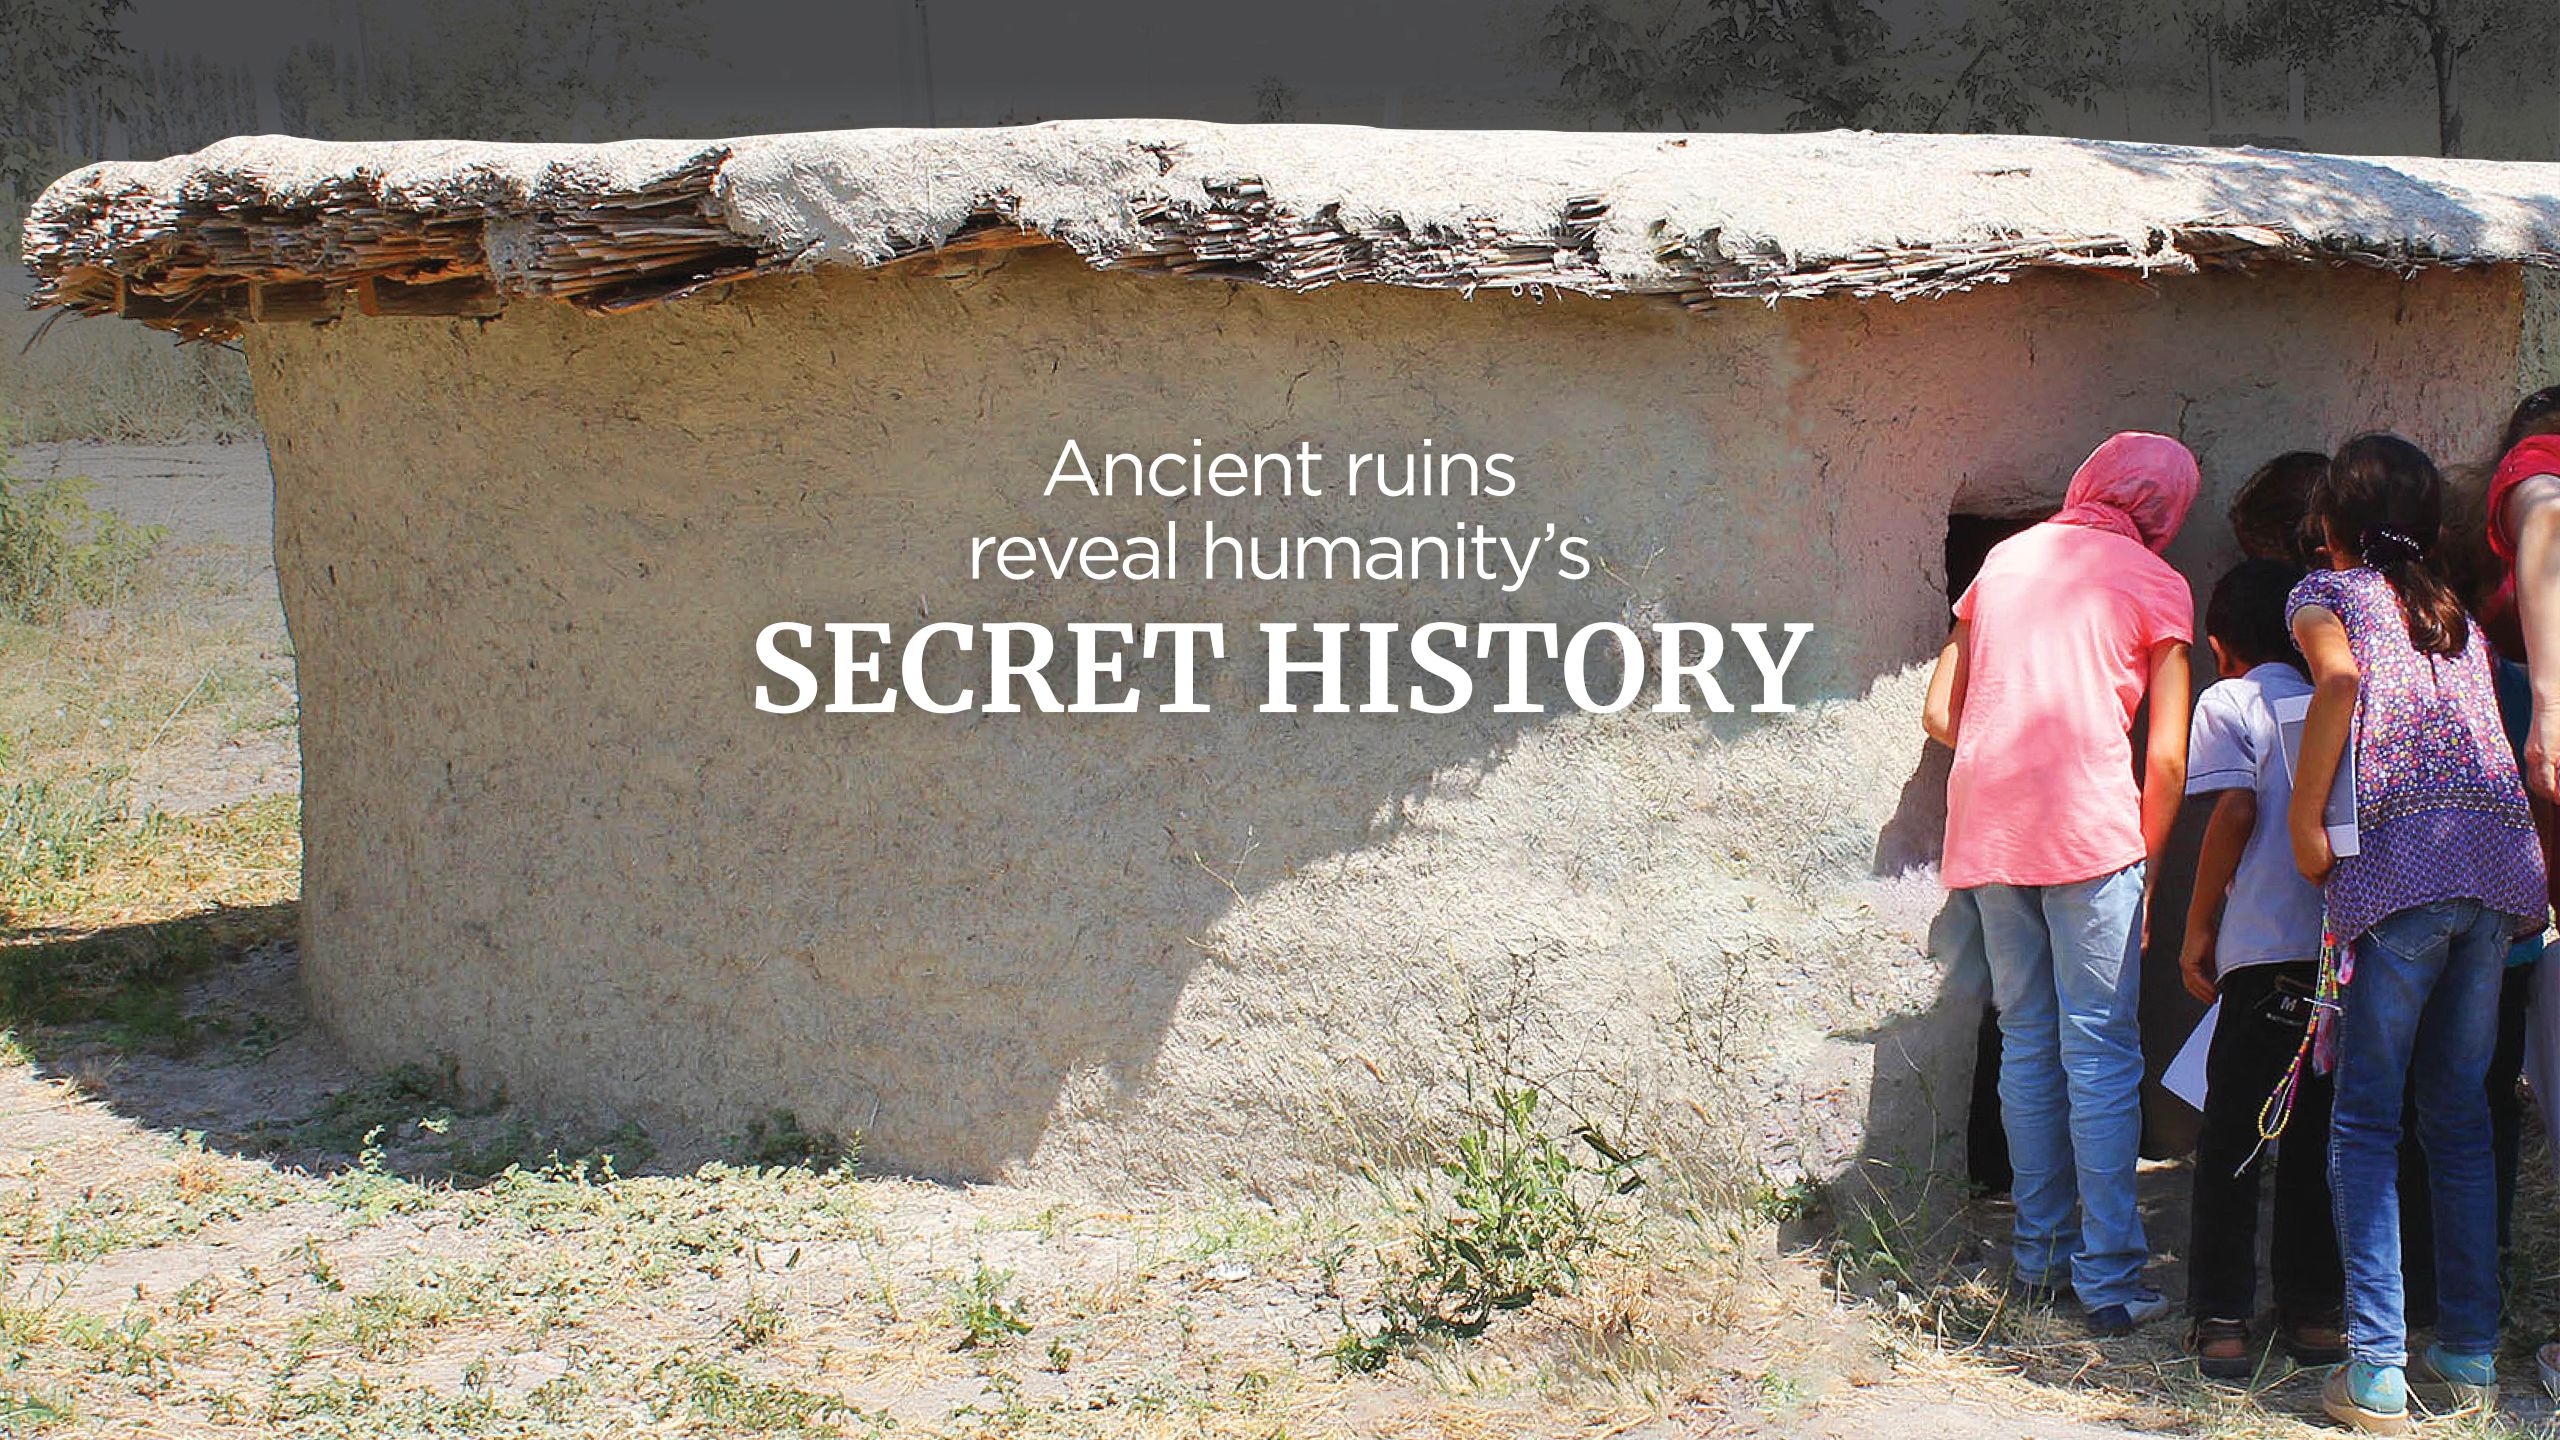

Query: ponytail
[2362,526,2468,656]
[2318,435,2469,659]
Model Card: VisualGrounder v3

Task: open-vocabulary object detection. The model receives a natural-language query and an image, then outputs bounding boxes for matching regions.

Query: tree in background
[1541,0,2131,132]
[2225,0,2551,156]
[0,0,132,222]
[342,0,712,142]
[1254,76,1300,124]
[16,0,713,180]
[1541,0,2557,155]
[124,54,263,162]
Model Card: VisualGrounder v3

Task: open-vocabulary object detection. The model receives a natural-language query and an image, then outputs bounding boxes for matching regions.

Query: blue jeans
[1970,864,2150,1308]
[2330,898,2507,1367]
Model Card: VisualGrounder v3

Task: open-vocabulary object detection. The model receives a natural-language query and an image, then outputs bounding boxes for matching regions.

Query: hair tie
[2361,527,2425,566]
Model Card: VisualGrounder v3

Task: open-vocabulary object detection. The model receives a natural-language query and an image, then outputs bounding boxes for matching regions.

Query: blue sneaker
[2322,1361,2411,1435]
[2409,1343,2498,1412]
[2084,1287,2168,1337]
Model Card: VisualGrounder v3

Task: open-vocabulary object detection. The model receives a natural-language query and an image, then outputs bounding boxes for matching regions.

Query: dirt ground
[9,443,2560,1437]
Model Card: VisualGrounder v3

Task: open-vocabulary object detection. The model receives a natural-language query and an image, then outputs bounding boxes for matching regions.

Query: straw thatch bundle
[23,122,2560,340]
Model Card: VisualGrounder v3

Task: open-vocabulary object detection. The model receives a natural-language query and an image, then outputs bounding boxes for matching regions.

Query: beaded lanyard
[2245,914,2349,1169]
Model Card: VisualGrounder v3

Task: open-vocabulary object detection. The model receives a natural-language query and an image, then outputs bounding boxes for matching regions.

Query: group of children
[1924,408,2560,1433]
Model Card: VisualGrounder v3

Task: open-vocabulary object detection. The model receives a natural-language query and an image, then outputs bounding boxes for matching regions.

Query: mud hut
[24,124,2560,1194]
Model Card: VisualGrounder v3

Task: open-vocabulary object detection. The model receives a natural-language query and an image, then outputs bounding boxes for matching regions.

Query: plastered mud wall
[249,249,2527,1195]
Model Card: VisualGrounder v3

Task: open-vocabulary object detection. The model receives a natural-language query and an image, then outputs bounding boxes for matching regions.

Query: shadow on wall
[271,250,1900,1189]
[264,248,2524,1193]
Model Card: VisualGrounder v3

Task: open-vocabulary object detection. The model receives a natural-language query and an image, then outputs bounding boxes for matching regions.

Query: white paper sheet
[2164,1000,2218,1112]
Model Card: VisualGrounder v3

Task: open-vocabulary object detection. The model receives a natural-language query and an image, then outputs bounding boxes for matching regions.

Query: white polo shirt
[2185,662,2327,973]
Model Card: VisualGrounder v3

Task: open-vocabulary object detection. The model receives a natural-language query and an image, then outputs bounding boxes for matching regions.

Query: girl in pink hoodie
[1924,432,2200,1334]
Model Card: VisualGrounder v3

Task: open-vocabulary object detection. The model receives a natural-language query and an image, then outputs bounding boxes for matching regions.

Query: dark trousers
[2392,960,2533,1327]
[2190,961,2343,1322]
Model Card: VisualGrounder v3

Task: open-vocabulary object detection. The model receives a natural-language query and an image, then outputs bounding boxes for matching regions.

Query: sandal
[2280,1313,2347,1367]
[2189,1316,2254,1380]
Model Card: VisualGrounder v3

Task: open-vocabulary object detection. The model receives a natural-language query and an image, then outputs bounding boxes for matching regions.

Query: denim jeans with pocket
[2330,897,2508,1367]
[1969,863,2150,1309]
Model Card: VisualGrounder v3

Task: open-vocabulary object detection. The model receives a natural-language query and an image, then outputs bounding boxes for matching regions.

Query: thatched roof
[23,121,2560,340]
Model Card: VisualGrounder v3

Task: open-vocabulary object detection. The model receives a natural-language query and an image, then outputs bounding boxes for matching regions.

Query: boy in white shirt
[2180,558,2344,1376]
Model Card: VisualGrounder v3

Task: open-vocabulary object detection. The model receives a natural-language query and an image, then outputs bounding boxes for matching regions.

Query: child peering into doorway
[1923,432,2199,1335]
[2177,557,2344,1377]
[2288,435,2545,1432]
[2230,451,2332,568]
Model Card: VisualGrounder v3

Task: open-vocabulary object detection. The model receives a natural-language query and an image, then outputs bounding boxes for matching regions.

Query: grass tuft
[0,457,162,626]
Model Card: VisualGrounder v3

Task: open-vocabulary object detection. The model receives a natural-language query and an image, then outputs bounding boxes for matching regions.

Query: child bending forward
[2179,558,2341,1376]
[1924,431,2199,1334]
[2288,435,2545,1433]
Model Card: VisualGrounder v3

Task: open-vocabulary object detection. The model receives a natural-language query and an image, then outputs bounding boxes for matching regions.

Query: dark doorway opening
[1944,513,2038,1195]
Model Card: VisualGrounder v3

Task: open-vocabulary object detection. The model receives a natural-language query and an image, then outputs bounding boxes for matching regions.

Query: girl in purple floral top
[2287,433,2545,1432]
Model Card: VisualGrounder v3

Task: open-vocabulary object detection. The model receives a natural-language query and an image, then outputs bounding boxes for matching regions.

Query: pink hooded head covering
[2051,431,2201,555]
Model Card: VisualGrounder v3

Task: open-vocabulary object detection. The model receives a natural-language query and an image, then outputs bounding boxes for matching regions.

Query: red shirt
[2480,432,2560,917]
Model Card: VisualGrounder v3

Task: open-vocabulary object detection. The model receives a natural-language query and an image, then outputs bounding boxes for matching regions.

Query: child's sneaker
[2321,1361,2412,1435]
[2085,1288,2169,1337]
[2408,1343,2498,1412]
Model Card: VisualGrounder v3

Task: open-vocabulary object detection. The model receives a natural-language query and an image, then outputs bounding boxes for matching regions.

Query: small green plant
[57,1308,171,1387]
[728,1110,855,1172]
[0,1389,75,1430]
[943,1259,1032,1348]
[279,1063,452,1155]
[647,1356,864,1435]
[289,1236,343,1292]
[728,1288,786,1348]
[1325,1323,1402,1374]
[0,771,132,923]
[1379,1084,1644,1338]
[0,459,162,624]
[1749,1174,1822,1226]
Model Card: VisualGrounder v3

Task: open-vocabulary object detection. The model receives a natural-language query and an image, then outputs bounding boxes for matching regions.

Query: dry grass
[0,457,1847,1437]
[2,292,257,444]
[24,439,2560,1438]
[0,467,297,940]
[1829,1154,2560,1439]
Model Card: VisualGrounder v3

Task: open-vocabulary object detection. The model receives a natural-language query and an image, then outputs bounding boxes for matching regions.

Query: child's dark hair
[2445,387,2560,610]
[2312,433,2469,657]
[2206,558,2307,673]
[2498,385,2560,456]
[2228,451,2327,565]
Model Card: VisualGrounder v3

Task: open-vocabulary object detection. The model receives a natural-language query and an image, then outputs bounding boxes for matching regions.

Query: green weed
[0,460,162,624]
[0,1390,75,1432]
[1378,1084,1644,1337]
[1,1157,292,1263]
[729,1109,855,1172]
[647,1355,875,1436]
[0,771,134,922]
[728,1286,787,1348]
[944,1259,1032,1348]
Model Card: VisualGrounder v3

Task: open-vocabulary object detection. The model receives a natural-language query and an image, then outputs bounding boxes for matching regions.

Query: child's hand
[2179,929,2219,1004]
[2291,812,2336,884]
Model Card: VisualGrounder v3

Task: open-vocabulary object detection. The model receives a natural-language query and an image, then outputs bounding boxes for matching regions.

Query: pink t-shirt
[1942,521,2195,889]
